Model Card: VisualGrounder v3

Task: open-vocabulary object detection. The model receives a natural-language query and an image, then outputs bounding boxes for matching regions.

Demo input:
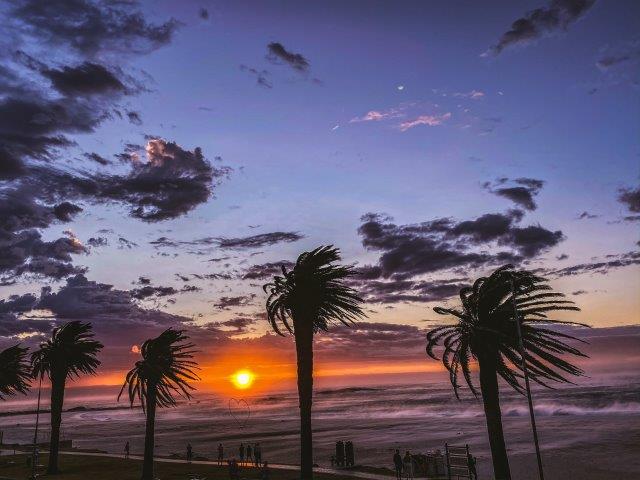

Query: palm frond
[0,345,31,399]
[427,265,589,397]
[263,245,366,336]
[119,328,200,412]
[31,321,103,382]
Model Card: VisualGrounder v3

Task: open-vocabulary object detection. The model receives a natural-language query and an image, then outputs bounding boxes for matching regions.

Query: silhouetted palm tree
[119,328,199,480]
[263,245,365,479]
[31,321,103,474]
[426,265,587,480]
[0,344,31,400]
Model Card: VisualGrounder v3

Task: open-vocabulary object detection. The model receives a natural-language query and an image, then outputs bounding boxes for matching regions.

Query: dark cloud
[53,202,83,222]
[131,285,178,300]
[83,152,110,166]
[357,277,467,304]
[618,185,640,213]
[358,209,563,279]
[0,1,212,284]
[127,110,142,126]
[239,65,272,89]
[487,0,595,55]
[596,40,640,70]
[9,0,180,57]
[241,261,295,280]
[41,62,125,96]
[118,237,138,249]
[266,42,310,73]
[578,211,598,220]
[556,253,569,260]
[29,138,232,223]
[484,177,545,211]
[211,316,257,336]
[150,231,303,252]
[217,232,304,249]
[198,8,209,20]
[0,190,88,281]
[213,295,256,310]
[86,236,107,247]
[541,251,640,277]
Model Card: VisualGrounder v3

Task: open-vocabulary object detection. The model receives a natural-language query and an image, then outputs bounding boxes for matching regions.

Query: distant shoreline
[0,404,141,418]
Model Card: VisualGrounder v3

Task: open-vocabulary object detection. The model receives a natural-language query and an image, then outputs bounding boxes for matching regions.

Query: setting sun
[231,369,255,389]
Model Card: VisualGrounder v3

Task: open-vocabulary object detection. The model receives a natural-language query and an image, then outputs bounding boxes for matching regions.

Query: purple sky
[0,0,638,381]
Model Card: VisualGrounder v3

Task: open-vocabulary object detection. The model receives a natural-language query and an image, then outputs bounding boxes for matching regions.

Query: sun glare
[231,370,255,389]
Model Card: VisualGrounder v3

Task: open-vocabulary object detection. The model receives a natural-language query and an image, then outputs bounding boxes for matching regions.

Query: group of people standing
[393,450,415,480]
[331,440,355,468]
[233,442,263,466]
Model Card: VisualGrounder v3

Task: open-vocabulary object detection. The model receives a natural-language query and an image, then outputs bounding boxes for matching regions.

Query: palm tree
[31,321,103,474]
[263,245,365,479]
[119,328,199,480]
[426,265,587,480]
[0,344,31,399]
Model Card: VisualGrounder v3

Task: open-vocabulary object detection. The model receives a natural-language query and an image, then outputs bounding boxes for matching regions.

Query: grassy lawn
[0,453,374,480]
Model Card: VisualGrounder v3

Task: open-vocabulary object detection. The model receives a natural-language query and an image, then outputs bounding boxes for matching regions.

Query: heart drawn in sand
[228,398,251,427]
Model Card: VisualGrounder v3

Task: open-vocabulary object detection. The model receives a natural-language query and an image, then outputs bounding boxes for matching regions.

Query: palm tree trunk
[478,354,511,480]
[295,322,314,480]
[141,383,157,480]
[47,372,66,474]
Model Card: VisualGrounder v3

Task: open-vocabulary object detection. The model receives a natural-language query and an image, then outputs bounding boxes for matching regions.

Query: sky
[0,0,639,395]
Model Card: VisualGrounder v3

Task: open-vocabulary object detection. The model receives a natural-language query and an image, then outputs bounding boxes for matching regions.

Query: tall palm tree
[263,245,365,479]
[31,321,103,474]
[0,344,31,400]
[119,328,199,480]
[426,265,588,480]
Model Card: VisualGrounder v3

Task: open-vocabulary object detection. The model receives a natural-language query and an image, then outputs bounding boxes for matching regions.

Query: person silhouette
[261,460,270,480]
[468,453,478,480]
[246,443,253,464]
[217,443,224,466]
[403,451,413,480]
[254,442,261,467]
[239,443,245,465]
[124,441,130,459]
[393,449,403,480]
[187,443,193,463]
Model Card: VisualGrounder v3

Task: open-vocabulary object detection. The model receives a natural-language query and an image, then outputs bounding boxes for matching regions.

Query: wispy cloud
[350,108,402,123]
[398,112,451,131]
[452,90,485,99]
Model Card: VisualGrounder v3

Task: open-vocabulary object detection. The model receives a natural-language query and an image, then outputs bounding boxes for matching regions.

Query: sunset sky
[1,0,639,394]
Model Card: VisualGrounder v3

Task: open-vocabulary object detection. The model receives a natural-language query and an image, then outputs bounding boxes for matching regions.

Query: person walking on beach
[217,443,224,465]
[403,451,413,480]
[254,442,261,467]
[239,443,245,465]
[186,443,193,463]
[261,461,271,480]
[393,449,403,480]
[468,453,478,480]
[124,441,130,459]
[246,443,253,464]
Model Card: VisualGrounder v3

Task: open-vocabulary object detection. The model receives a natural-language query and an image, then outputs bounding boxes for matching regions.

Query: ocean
[1,377,639,479]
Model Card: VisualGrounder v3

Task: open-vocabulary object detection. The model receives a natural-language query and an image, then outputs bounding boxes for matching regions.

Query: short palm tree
[31,321,103,474]
[119,328,199,480]
[0,344,31,400]
[263,245,365,479]
[426,265,587,480]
